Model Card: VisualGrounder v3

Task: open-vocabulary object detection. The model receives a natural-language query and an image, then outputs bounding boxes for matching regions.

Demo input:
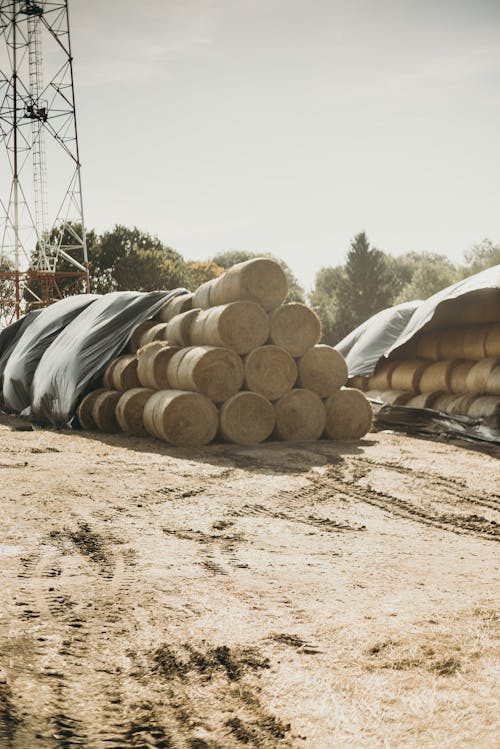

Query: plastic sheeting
[335,301,421,377]
[2,295,99,413]
[336,264,500,377]
[30,289,183,427]
[0,310,42,402]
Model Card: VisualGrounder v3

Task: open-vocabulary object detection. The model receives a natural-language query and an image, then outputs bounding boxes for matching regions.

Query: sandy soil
[0,413,499,749]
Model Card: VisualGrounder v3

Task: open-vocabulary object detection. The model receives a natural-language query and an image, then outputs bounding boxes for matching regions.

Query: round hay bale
[167,346,244,402]
[192,279,217,309]
[243,345,297,401]
[190,302,269,355]
[77,388,109,430]
[115,388,155,436]
[139,322,169,347]
[367,360,398,390]
[465,357,500,393]
[143,389,218,446]
[324,388,372,441]
[110,355,141,391]
[449,360,475,393]
[462,325,488,360]
[348,375,369,391]
[102,359,119,388]
[416,331,441,361]
[485,366,500,396]
[446,393,477,415]
[137,344,180,389]
[268,303,322,357]
[485,323,500,357]
[91,390,122,432]
[274,389,325,441]
[439,328,466,359]
[390,359,428,392]
[466,395,500,418]
[129,320,156,353]
[431,393,458,413]
[405,392,440,409]
[418,360,455,393]
[210,258,288,311]
[158,293,193,323]
[297,345,348,397]
[219,392,275,444]
[166,308,200,346]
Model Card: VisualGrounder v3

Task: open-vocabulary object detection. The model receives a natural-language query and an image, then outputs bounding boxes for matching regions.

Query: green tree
[308,266,344,345]
[212,250,305,303]
[334,232,394,341]
[461,239,500,277]
[186,260,225,289]
[393,252,458,303]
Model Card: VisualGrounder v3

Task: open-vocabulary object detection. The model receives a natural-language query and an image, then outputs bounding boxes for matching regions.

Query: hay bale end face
[158,292,193,322]
[462,325,488,360]
[465,357,500,393]
[274,388,325,441]
[438,327,466,359]
[485,323,500,357]
[190,301,270,355]
[324,388,372,441]
[143,389,218,446]
[137,344,180,389]
[418,360,455,393]
[129,320,156,353]
[166,308,201,347]
[210,258,288,311]
[268,303,322,357]
[449,361,475,394]
[219,392,275,444]
[416,331,441,361]
[405,392,440,409]
[389,359,428,392]
[244,345,297,401]
[77,388,109,430]
[297,345,348,397]
[116,388,155,436]
[91,390,122,433]
[466,395,500,418]
[110,355,141,391]
[192,279,217,309]
[167,346,244,403]
[367,360,398,390]
[138,322,168,348]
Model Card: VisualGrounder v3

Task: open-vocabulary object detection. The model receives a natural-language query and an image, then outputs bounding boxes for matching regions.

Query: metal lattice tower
[0,0,89,322]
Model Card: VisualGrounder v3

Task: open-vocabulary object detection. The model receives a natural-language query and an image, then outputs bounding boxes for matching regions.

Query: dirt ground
[0,413,498,749]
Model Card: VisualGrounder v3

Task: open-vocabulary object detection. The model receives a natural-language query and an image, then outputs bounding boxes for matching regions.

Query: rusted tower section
[0,0,88,323]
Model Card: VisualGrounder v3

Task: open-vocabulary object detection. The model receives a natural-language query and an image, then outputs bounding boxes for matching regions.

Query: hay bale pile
[351,321,500,420]
[78,258,372,446]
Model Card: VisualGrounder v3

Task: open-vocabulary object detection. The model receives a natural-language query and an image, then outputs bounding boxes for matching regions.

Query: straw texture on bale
[138,322,168,347]
[405,392,439,409]
[465,357,500,393]
[110,355,141,391]
[77,388,109,430]
[243,345,297,401]
[143,389,218,446]
[486,366,500,395]
[485,323,500,357]
[209,258,288,311]
[129,320,156,353]
[297,345,348,397]
[159,293,193,322]
[190,301,269,355]
[274,388,325,441]
[167,346,244,402]
[102,359,119,388]
[115,388,155,436]
[137,344,180,389]
[416,331,441,361]
[466,395,500,418]
[268,303,322,357]
[348,375,369,391]
[367,360,398,390]
[324,388,372,441]
[418,360,455,393]
[91,390,122,432]
[166,308,200,347]
[390,359,428,392]
[428,393,458,413]
[192,279,217,309]
[364,389,412,405]
[439,328,465,359]
[449,361,475,394]
[446,393,477,414]
[462,325,488,360]
[219,392,275,444]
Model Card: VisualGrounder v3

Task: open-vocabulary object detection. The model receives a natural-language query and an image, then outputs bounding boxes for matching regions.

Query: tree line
[2,224,499,343]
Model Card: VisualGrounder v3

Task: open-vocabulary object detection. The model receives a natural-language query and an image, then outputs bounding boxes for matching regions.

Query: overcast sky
[69,0,500,288]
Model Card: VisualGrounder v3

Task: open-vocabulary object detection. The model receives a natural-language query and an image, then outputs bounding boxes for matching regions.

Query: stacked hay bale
[353,321,500,421]
[78,258,372,446]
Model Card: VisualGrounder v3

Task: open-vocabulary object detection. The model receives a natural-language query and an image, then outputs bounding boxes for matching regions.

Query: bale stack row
[78,258,373,446]
[350,321,500,420]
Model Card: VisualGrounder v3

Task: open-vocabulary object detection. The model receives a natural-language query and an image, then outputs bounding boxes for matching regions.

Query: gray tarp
[30,289,183,427]
[0,310,42,403]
